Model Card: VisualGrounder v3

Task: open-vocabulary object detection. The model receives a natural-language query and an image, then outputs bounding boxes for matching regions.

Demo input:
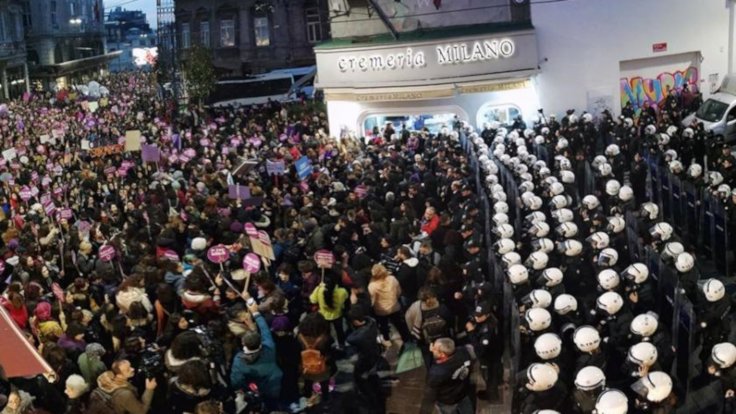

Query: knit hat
[191,237,207,251]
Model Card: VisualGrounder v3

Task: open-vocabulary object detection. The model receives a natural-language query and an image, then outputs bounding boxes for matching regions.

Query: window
[50,1,57,28]
[181,22,190,49]
[220,19,234,47]
[253,16,270,47]
[476,103,522,128]
[306,8,322,43]
[200,21,210,47]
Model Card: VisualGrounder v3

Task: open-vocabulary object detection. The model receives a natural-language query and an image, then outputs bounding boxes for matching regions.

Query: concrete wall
[532,0,735,118]
[330,0,510,38]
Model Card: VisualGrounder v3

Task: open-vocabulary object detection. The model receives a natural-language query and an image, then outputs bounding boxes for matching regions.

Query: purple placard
[40,193,51,204]
[266,160,286,175]
[31,171,39,182]
[228,184,251,200]
[104,166,116,176]
[99,244,116,262]
[141,144,161,163]
[42,199,56,215]
[242,253,261,273]
[207,244,229,264]
[60,209,73,220]
[19,187,32,202]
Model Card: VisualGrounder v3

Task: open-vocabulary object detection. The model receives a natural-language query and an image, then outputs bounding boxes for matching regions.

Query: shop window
[253,16,270,47]
[306,8,322,43]
[477,103,522,128]
[200,21,210,47]
[181,23,190,49]
[220,19,235,47]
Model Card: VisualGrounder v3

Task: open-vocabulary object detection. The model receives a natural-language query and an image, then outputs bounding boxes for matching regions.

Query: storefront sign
[316,30,537,89]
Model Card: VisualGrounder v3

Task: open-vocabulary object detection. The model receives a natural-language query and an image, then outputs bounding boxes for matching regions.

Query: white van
[208,66,316,107]
[682,74,736,142]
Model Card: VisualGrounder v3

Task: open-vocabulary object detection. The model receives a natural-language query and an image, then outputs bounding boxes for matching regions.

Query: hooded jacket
[368,275,401,316]
[230,313,283,400]
[115,287,153,314]
[96,371,154,414]
[395,257,419,302]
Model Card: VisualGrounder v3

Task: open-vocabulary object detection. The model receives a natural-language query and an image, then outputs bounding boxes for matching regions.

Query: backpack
[298,334,328,377]
[421,307,448,342]
[85,388,118,414]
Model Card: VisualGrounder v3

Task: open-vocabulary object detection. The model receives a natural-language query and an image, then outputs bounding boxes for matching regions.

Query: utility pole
[156,0,178,129]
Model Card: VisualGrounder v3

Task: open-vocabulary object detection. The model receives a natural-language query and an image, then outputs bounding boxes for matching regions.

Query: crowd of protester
[0,69,734,414]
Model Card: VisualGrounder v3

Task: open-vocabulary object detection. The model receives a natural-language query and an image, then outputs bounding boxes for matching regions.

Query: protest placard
[125,130,142,151]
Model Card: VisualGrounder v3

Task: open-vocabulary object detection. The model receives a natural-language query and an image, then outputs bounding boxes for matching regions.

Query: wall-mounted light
[69,18,82,25]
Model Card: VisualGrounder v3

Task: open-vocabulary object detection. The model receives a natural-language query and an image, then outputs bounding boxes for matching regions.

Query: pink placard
[314,250,335,269]
[98,244,116,262]
[242,253,261,273]
[244,223,258,237]
[207,244,229,264]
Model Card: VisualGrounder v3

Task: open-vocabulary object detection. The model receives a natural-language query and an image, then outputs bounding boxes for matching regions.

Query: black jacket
[427,346,475,405]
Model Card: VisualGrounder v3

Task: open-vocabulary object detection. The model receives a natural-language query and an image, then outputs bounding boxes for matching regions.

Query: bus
[208,66,316,107]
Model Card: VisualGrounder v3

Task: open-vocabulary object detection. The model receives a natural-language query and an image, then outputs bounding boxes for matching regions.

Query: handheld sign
[242,253,261,273]
[162,250,180,262]
[51,283,65,303]
[295,156,313,181]
[244,223,258,237]
[257,231,275,261]
[314,250,335,269]
[19,187,32,202]
[207,244,229,264]
[98,244,116,262]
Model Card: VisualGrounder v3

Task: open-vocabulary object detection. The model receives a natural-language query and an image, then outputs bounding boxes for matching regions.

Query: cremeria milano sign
[316,30,537,89]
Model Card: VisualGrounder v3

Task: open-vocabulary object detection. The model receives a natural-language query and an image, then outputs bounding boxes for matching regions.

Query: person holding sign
[309,271,349,349]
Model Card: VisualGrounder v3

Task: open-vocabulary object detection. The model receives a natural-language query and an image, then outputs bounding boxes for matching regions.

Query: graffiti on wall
[620,66,699,110]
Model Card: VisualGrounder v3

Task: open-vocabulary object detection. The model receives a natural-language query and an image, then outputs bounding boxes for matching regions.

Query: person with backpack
[88,360,157,414]
[229,294,283,412]
[346,306,387,414]
[406,287,454,368]
[309,272,349,349]
[297,313,335,407]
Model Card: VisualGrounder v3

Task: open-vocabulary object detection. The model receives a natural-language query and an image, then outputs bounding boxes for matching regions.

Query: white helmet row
[596,291,624,315]
[532,238,555,254]
[541,268,564,287]
[525,363,558,392]
[575,366,606,391]
[534,333,562,360]
[582,195,601,210]
[630,312,659,338]
[496,238,516,255]
[525,308,552,331]
[597,269,620,291]
[553,294,577,315]
[675,252,694,273]
[551,208,574,223]
[640,202,659,220]
[631,371,672,403]
[574,325,601,353]
[628,342,658,367]
[526,251,549,270]
[508,264,529,284]
[595,388,628,414]
[702,278,725,302]
[622,263,649,284]
[587,232,610,250]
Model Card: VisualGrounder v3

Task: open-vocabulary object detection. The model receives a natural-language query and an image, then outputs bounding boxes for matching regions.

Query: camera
[140,345,164,379]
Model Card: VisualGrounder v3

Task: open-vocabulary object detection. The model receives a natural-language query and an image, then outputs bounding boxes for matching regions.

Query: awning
[31,51,122,78]
[0,306,53,378]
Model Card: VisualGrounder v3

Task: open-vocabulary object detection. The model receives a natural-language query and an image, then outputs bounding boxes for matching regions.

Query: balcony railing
[0,41,26,58]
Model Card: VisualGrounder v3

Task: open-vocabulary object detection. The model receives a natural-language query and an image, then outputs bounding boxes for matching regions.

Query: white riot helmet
[573,325,601,353]
[702,278,725,302]
[622,263,649,284]
[532,238,555,254]
[649,222,673,241]
[502,252,522,268]
[534,333,562,360]
[592,155,607,169]
[496,238,516,255]
[630,312,659,338]
[528,196,543,211]
[551,208,574,223]
[664,149,677,161]
[541,267,563,287]
[526,211,547,224]
[549,194,569,210]
[640,202,659,220]
[582,195,600,210]
[559,239,583,257]
[595,389,629,414]
[674,252,694,273]
[553,294,577,315]
[605,180,621,196]
[535,135,545,145]
[556,138,569,150]
[596,291,624,316]
[529,222,550,238]
[582,113,593,123]
[607,216,626,234]
[519,181,535,193]
[493,213,510,226]
[711,342,736,369]
[494,201,509,214]
[708,171,724,186]
[485,174,499,186]
[632,372,672,403]
[508,264,529,285]
[556,222,578,238]
[526,252,549,270]
[526,289,553,309]
[575,366,606,391]
[658,133,670,147]
[525,363,558,392]
[492,191,507,202]
[682,127,694,138]
[624,117,634,128]
[597,269,620,291]
[494,223,514,238]
[525,308,552,332]
[661,242,684,262]
[605,144,620,157]
[666,125,678,137]
[628,342,658,367]
[669,160,684,174]
[549,182,565,196]
[644,124,657,135]
[587,232,610,250]
[560,170,575,184]
[599,163,613,177]
[618,185,634,202]
[597,248,619,267]
[687,163,703,179]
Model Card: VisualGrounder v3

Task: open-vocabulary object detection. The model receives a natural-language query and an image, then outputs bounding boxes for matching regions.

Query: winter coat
[395,258,419,302]
[180,290,218,319]
[96,377,154,414]
[1,297,28,328]
[167,379,211,414]
[309,283,348,321]
[230,314,283,400]
[115,287,153,314]
[368,276,401,316]
[78,353,107,386]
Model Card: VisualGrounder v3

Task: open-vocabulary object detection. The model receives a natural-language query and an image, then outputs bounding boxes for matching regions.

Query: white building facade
[315,0,736,136]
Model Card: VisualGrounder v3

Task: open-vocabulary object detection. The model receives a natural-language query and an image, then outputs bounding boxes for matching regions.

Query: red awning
[0,306,53,378]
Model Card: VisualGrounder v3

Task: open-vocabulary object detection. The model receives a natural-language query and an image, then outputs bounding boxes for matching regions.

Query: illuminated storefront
[314,24,541,137]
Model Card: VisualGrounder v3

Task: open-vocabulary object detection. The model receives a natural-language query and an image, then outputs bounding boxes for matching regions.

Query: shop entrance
[362,113,458,138]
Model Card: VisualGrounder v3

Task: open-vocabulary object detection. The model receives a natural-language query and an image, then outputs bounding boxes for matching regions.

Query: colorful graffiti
[620,66,699,110]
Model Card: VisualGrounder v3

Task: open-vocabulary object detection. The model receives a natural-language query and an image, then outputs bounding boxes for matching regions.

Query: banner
[295,156,313,181]
[125,130,142,152]
[89,144,124,158]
